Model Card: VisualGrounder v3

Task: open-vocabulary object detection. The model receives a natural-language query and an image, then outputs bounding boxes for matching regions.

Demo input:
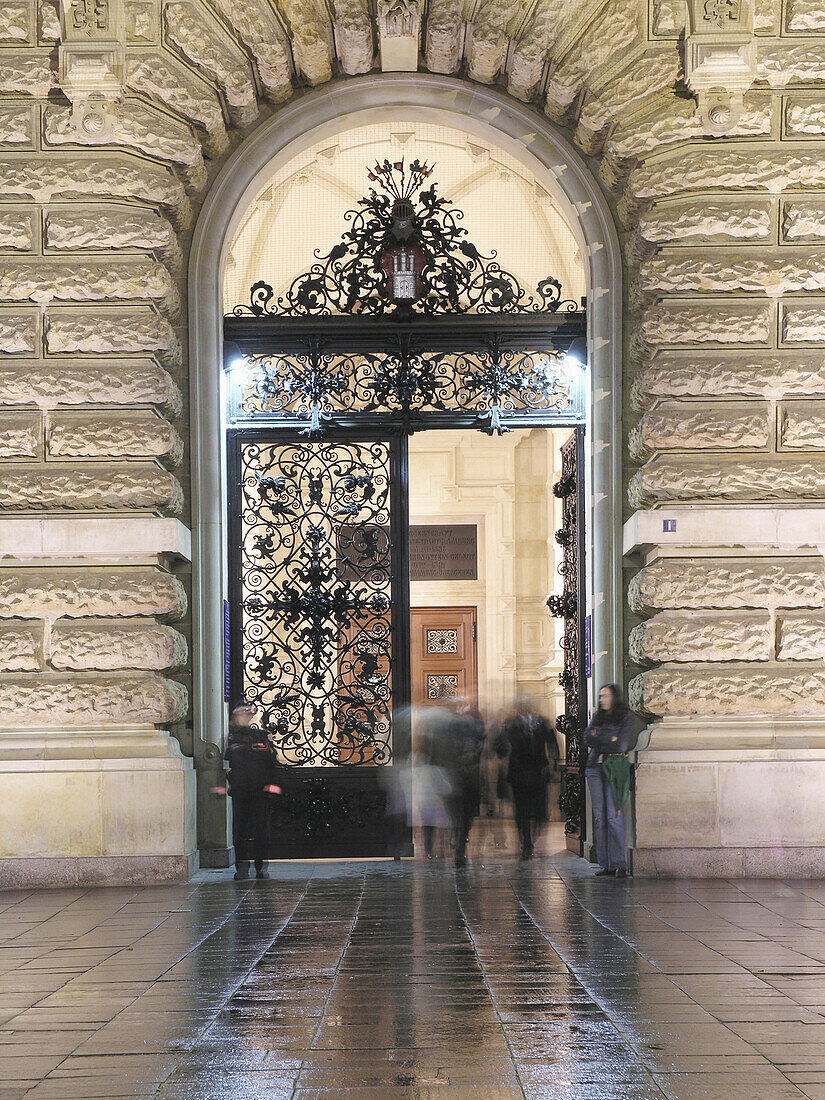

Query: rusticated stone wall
[2,0,825,872]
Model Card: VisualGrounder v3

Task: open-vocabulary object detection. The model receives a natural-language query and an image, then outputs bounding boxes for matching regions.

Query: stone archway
[188,73,624,862]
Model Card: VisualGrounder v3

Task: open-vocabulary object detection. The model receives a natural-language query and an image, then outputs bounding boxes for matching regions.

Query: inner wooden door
[410,607,478,708]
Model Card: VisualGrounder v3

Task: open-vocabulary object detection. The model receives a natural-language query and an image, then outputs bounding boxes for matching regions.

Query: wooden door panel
[410,607,477,708]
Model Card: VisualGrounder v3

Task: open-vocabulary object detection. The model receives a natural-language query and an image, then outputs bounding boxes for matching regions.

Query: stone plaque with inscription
[410,525,477,581]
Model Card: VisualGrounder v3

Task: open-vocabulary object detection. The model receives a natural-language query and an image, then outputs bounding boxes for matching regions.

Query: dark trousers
[454,783,480,860]
[586,765,626,871]
[232,791,270,869]
[511,780,546,856]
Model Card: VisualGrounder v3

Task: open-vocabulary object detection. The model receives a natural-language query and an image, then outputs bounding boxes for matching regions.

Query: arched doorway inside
[188,76,623,866]
[222,126,587,858]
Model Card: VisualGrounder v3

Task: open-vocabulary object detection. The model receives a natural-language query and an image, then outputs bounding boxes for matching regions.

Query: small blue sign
[663,518,677,532]
[584,614,592,679]
[223,599,231,702]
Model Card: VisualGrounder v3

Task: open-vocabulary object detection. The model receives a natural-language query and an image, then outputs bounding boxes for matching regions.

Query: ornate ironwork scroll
[237,439,395,766]
[229,337,583,436]
[547,429,586,842]
[232,159,580,319]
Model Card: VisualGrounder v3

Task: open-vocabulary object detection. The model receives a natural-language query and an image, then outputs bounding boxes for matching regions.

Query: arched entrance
[189,76,623,865]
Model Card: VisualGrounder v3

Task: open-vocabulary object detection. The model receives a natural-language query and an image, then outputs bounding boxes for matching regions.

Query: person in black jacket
[214,701,281,880]
[582,683,635,879]
[443,699,487,868]
[494,697,557,861]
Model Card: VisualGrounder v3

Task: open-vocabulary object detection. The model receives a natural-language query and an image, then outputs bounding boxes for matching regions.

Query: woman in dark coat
[582,683,635,879]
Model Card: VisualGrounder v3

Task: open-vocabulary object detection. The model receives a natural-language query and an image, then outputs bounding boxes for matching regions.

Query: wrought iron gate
[228,430,411,858]
[547,429,587,851]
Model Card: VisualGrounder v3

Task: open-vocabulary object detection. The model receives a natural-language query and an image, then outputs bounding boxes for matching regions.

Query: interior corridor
[2,852,825,1099]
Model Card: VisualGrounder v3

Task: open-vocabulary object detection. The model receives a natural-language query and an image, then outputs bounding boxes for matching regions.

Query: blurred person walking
[583,683,635,879]
[494,697,557,860]
[443,698,487,868]
[412,707,454,859]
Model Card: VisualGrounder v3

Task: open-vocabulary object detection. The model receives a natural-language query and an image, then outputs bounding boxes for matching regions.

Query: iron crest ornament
[233,158,580,318]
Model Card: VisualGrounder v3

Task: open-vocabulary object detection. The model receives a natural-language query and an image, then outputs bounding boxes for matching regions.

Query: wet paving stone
[6,851,825,1095]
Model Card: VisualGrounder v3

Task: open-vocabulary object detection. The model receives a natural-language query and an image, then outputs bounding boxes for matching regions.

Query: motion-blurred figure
[494,697,558,860]
[443,698,487,867]
[412,706,454,859]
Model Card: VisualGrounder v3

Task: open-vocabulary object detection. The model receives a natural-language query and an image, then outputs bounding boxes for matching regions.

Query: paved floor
[4,842,825,1098]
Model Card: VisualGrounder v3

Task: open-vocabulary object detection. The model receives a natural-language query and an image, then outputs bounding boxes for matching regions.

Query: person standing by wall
[583,684,635,879]
[213,701,281,880]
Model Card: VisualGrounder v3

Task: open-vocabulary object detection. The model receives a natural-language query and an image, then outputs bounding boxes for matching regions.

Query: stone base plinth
[0,852,198,888]
[0,729,196,887]
[634,717,825,877]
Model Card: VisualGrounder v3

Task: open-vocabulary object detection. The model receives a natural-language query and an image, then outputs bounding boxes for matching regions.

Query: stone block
[45,308,181,367]
[0,757,196,873]
[780,403,825,449]
[605,96,771,168]
[126,51,228,157]
[0,49,52,97]
[719,760,825,846]
[0,621,42,671]
[0,310,37,355]
[0,568,186,619]
[0,104,32,146]
[640,300,771,347]
[51,620,187,671]
[127,0,161,44]
[39,0,59,40]
[629,455,825,508]
[786,97,825,138]
[632,350,825,409]
[164,1,258,127]
[0,258,179,317]
[759,43,825,85]
[635,762,720,847]
[0,155,190,228]
[208,0,292,101]
[630,664,825,717]
[783,202,825,241]
[782,304,825,344]
[45,207,179,266]
[629,403,769,460]
[778,614,825,660]
[0,412,40,458]
[787,0,825,31]
[629,558,825,613]
[0,359,182,416]
[0,673,188,726]
[626,149,825,208]
[0,465,183,514]
[639,252,825,296]
[629,611,772,664]
[0,209,33,250]
[47,412,183,465]
[0,3,32,42]
[44,103,206,192]
[636,200,772,246]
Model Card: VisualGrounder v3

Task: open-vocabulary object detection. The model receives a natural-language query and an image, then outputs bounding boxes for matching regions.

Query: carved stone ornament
[58,0,126,141]
[684,0,756,136]
[377,0,421,72]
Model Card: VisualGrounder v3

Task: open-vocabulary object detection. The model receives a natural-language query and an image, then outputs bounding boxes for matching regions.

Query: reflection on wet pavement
[3,851,825,1097]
